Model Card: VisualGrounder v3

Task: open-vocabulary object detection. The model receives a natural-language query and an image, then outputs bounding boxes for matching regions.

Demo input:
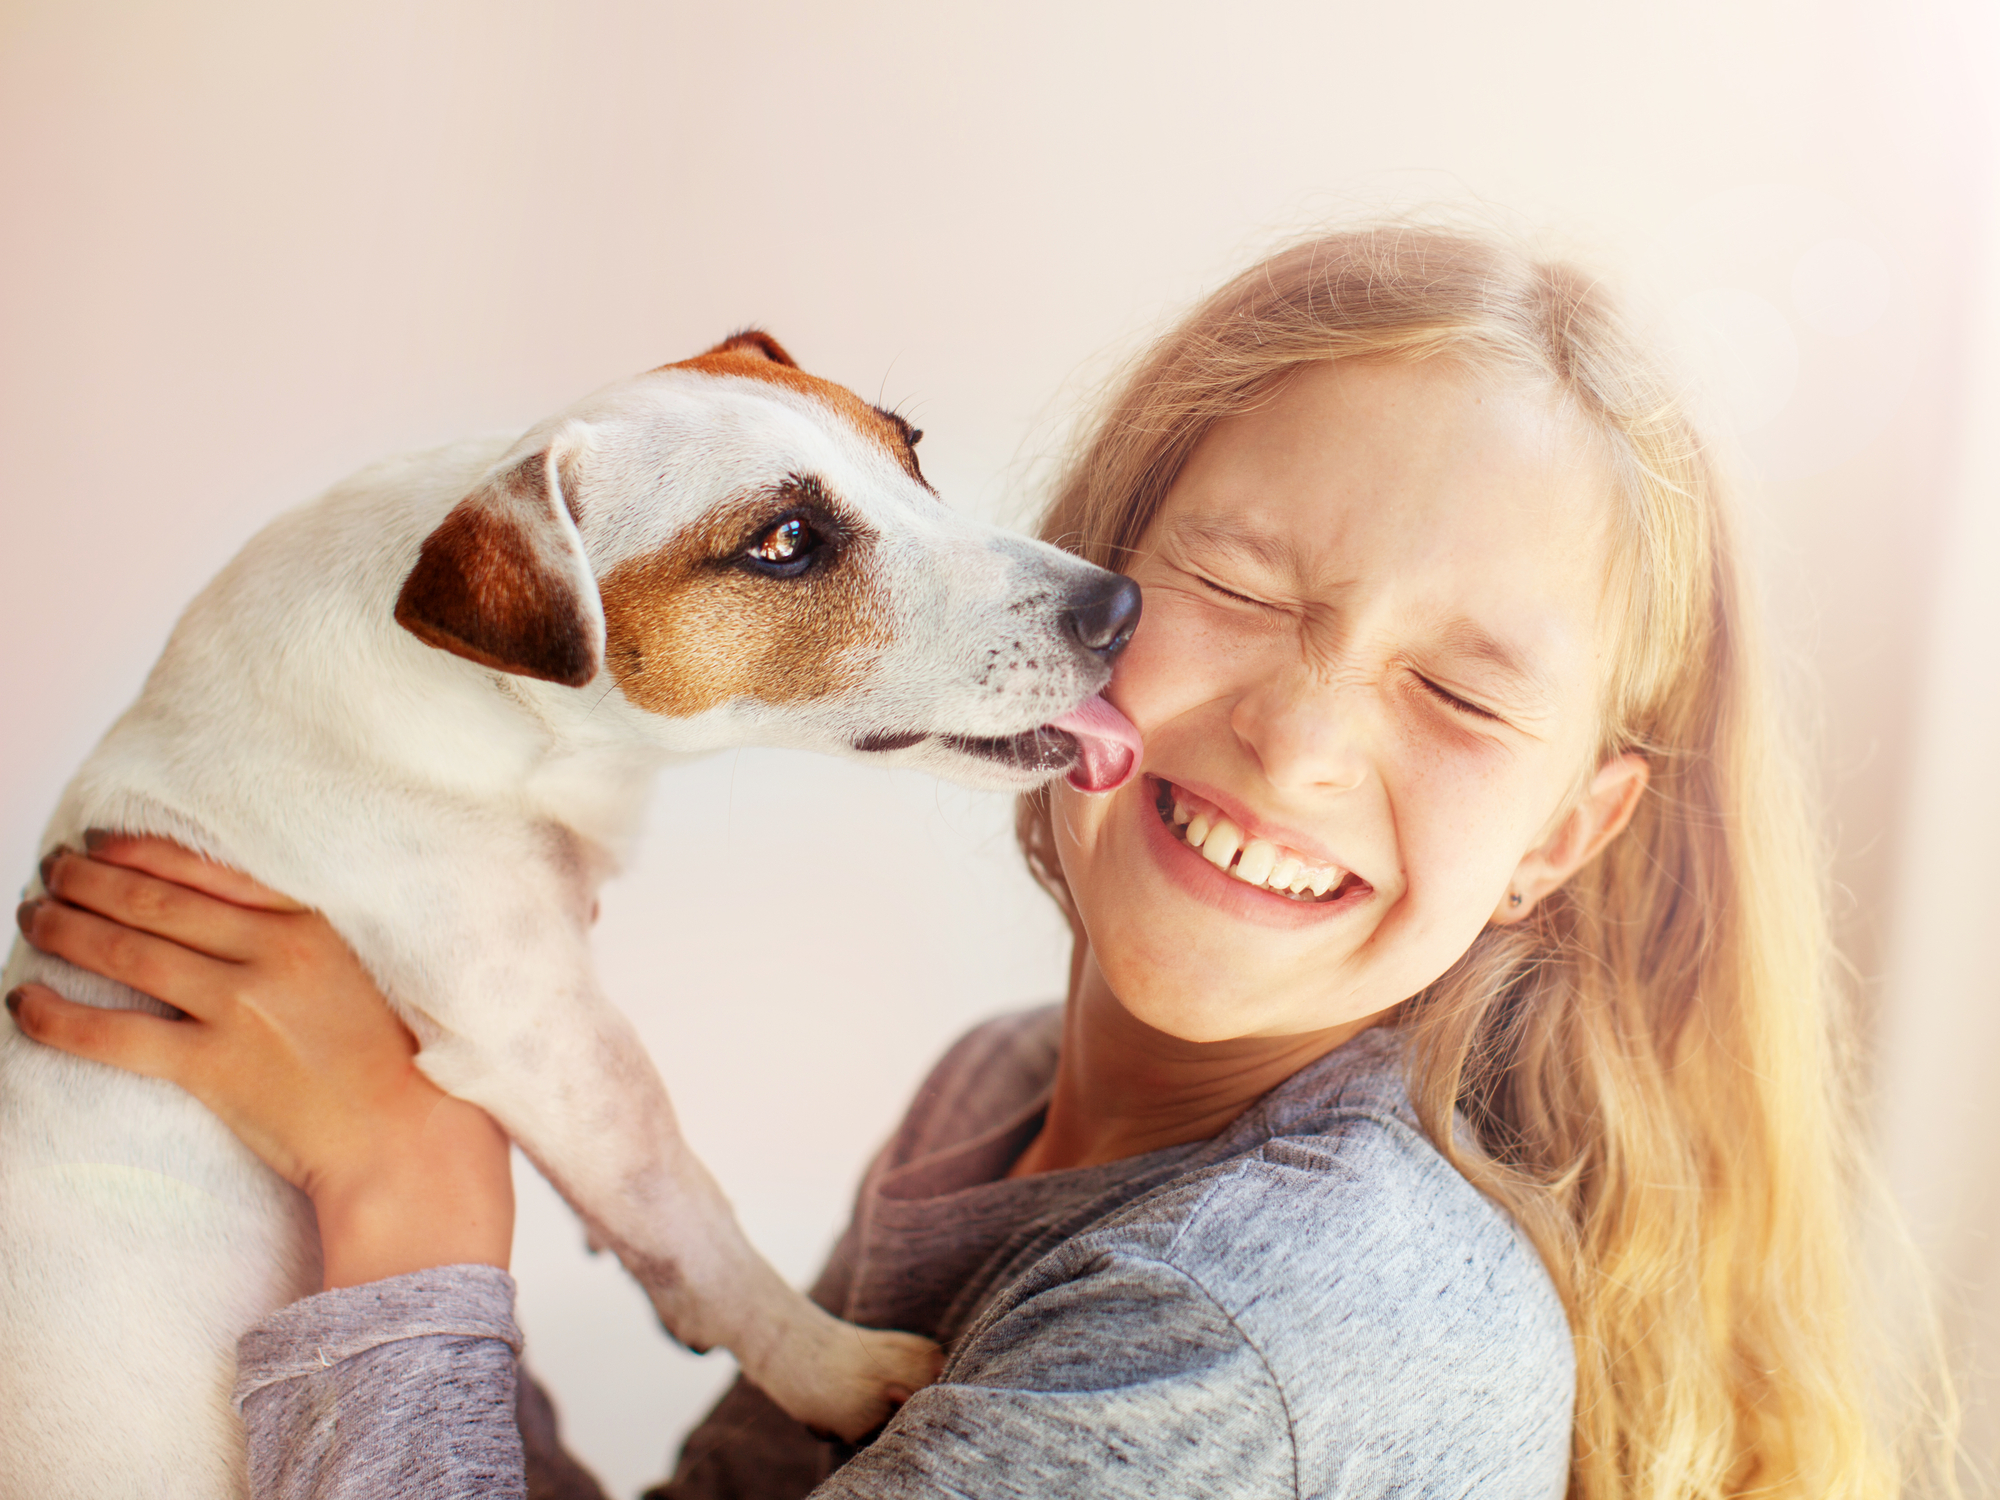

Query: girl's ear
[1493,752,1649,924]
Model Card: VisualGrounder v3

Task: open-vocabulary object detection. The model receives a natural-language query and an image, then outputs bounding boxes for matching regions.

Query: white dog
[0,332,1142,1498]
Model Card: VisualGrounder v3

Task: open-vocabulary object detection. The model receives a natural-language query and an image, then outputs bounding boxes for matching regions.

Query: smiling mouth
[1152,778,1366,905]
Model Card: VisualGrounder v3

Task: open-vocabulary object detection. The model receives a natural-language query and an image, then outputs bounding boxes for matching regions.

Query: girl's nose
[1228,669,1370,796]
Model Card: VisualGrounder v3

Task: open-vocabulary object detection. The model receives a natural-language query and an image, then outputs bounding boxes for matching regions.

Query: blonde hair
[1017,226,1935,1498]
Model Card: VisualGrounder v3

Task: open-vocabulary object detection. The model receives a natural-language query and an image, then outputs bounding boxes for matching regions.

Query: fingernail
[82,828,111,853]
[4,988,21,1018]
[38,847,67,889]
[15,898,41,934]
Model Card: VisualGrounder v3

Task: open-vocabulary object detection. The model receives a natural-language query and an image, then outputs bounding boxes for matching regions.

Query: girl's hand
[8,833,513,1290]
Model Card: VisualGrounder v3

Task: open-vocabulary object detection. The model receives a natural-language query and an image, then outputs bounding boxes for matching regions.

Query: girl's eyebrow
[1170,516,1302,575]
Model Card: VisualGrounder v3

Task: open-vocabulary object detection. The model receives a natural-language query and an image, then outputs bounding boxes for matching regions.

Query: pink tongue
[1050,694,1143,794]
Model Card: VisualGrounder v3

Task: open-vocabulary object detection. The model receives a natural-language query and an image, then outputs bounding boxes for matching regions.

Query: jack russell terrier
[0,331,1142,1498]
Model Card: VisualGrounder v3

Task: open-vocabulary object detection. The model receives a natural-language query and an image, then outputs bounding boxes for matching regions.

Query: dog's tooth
[1201,819,1243,871]
[1234,840,1279,887]
[1307,867,1339,898]
[1173,799,1192,825]
[1288,872,1312,894]
[1185,812,1212,848]
[1269,855,1302,891]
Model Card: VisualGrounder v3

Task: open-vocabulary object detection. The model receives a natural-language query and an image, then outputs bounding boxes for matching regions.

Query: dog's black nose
[1064,573,1142,661]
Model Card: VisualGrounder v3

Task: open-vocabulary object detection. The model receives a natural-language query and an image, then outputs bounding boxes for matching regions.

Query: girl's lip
[1134,778,1371,931]
[1155,774,1347,871]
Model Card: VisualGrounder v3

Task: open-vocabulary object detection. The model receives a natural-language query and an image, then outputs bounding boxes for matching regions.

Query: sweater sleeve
[232,1264,527,1500]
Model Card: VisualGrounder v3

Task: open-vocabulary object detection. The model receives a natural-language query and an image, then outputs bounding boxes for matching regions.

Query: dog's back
[0,437,529,1498]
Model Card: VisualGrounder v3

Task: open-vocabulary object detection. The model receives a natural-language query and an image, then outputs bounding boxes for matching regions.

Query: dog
[0,331,1142,1497]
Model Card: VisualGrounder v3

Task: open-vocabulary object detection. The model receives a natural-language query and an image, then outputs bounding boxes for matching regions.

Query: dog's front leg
[413,996,939,1442]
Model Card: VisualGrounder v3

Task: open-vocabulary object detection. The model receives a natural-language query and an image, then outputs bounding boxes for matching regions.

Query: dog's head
[394,332,1141,792]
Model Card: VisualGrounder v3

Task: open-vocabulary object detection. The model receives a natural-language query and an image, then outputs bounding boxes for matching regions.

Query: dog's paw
[764,1321,943,1443]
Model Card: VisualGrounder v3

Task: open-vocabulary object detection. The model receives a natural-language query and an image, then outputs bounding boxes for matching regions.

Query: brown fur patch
[657,334,929,488]
[598,491,892,718]
[395,454,599,686]
[706,329,797,366]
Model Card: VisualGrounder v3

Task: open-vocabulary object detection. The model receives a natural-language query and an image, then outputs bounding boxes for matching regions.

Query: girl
[9,224,1911,1497]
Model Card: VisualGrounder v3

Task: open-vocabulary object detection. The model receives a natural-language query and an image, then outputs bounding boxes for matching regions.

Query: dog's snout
[1063,573,1142,662]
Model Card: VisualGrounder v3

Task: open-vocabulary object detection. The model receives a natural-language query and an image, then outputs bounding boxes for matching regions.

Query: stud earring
[1508,891,1524,909]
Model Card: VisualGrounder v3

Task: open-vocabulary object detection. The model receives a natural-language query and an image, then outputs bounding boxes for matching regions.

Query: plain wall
[2,2,1993,1493]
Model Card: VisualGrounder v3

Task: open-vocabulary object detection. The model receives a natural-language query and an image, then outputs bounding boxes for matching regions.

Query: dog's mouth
[858,695,1142,793]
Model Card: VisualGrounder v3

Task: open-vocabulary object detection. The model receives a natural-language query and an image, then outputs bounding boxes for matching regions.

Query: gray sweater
[236,1012,1575,1498]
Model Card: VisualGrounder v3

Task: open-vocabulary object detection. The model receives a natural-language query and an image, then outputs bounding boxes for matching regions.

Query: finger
[80,832,308,914]
[6,982,199,1083]
[41,848,267,963]
[16,896,236,1020]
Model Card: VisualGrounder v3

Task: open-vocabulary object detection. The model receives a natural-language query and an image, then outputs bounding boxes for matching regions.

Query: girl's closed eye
[1414,673,1503,723]
[1195,572,1266,606]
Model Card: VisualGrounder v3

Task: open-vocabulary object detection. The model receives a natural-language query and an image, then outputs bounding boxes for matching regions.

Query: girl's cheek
[1392,740,1561,915]
[1110,599,1189,723]
[1114,590,1258,731]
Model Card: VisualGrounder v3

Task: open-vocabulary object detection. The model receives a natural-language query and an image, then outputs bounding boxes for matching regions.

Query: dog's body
[0,335,1140,1497]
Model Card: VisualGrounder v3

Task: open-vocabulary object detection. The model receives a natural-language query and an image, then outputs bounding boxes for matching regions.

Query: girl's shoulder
[1026,1030,1575,1487]
[1161,1025,1568,1341]
[872,1020,1575,1495]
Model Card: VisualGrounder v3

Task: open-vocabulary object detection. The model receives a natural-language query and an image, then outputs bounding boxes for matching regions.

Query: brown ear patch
[657,334,930,489]
[704,329,797,366]
[395,454,601,687]
[598,493,891,718]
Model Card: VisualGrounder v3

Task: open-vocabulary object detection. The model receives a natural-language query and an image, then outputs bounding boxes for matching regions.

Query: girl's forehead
[1150,359,1621,700]
[1158,360,1617,586]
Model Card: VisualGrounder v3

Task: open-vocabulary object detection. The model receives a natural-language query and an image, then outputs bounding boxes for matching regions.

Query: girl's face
[1053,358,1642,1043]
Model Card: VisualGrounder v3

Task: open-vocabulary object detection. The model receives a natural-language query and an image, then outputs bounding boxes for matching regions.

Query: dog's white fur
[0,344,1124,1497]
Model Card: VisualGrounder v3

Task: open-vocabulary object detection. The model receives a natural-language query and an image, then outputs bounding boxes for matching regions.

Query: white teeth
[1163,782,1351,902]
[1234,840,1279,887]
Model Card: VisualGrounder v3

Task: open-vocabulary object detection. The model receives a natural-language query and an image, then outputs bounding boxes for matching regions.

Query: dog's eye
[745,516,824,576]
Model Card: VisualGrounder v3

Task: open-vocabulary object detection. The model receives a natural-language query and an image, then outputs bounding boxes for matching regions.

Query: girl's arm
[10,835,527,1497]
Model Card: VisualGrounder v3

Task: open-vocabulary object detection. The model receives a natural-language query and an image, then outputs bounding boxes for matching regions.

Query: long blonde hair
[1017,225,1930,1498]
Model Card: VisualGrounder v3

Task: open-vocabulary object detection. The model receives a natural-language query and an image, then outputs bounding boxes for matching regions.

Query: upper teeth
[1170,789,1346,899]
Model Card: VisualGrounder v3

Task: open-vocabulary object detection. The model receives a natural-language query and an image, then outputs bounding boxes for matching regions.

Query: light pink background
[3,3,1995,1492]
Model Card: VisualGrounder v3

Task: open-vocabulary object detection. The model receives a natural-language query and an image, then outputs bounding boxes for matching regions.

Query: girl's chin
[1089,951,1374,1043]
[1107,990,1297,1044]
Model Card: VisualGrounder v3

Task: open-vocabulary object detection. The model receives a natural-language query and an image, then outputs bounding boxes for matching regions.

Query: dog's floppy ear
[702,329,797,367]
[394,440,605,687]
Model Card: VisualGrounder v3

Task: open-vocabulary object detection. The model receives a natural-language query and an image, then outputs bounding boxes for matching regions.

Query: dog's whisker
[875,352,904,410]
